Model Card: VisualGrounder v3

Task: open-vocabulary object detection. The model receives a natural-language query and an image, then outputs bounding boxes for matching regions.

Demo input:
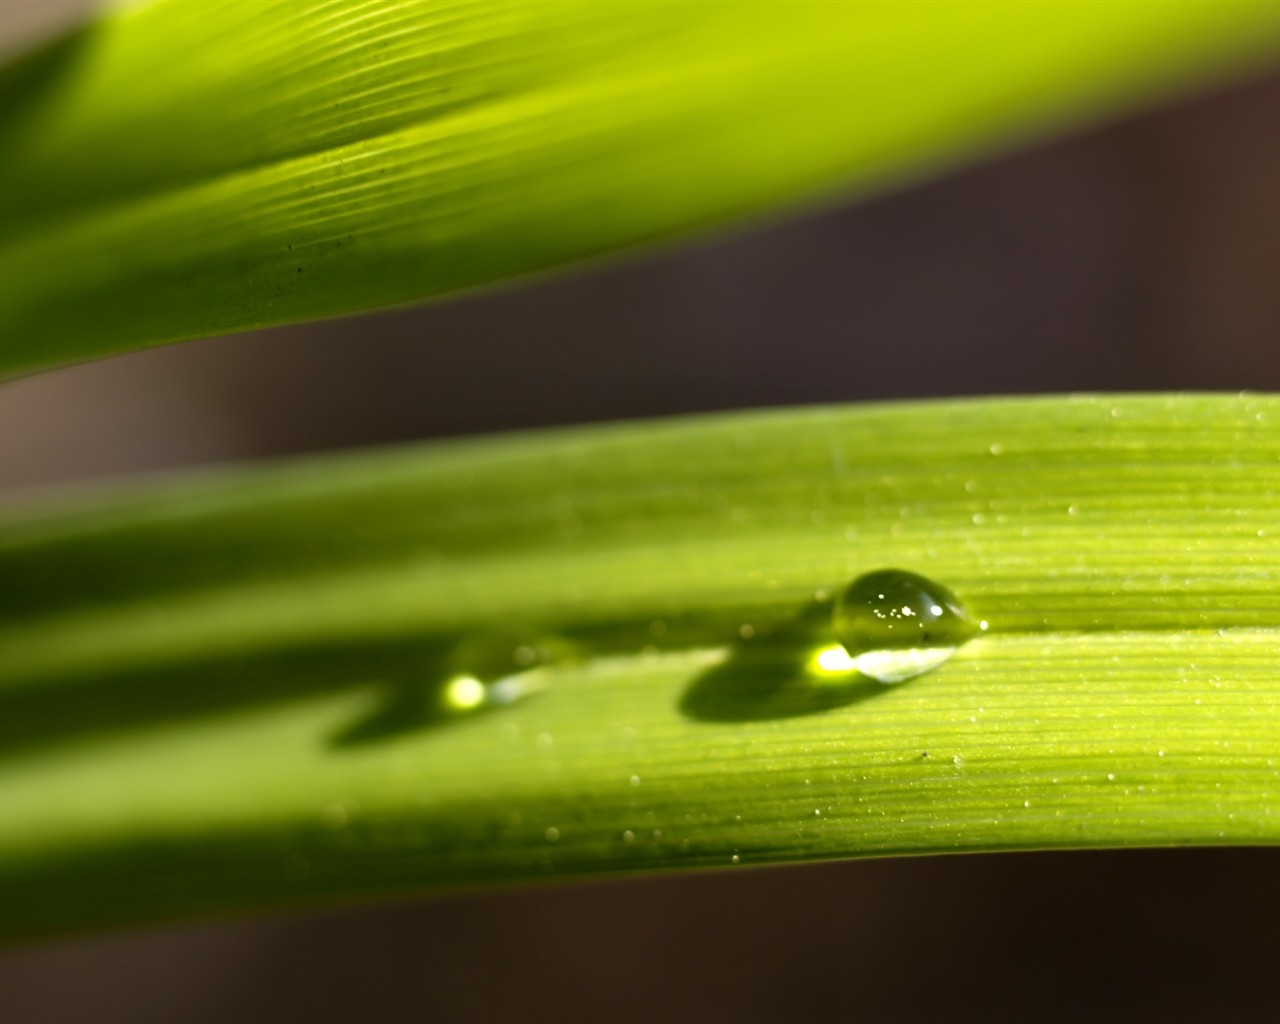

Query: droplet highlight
[832,568,983,683]
[442,674,486,711]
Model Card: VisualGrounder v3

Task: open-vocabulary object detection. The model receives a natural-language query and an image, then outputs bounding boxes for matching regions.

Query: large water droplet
[833,569,983,683]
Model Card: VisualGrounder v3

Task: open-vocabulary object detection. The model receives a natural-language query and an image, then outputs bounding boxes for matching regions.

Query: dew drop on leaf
[831,568,985,683]
[441,628,574,712]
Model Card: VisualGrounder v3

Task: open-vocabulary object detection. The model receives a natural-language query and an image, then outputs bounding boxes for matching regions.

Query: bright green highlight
[5,395,1280,939]
[442,676,484,712]
[1,0,1279,373]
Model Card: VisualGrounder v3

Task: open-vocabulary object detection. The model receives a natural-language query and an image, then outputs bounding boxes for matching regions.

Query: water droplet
[332,626,569,747]
[731,853,741,864]
[832,569,983,683]
[535,732,554,750]
[443,628,574,711]
[629,774,641,787]
[545,826,560,842]
[622,830,635,843]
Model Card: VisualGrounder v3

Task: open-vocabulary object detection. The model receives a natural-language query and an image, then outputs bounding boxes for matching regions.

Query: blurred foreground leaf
[4,395,1280,939]
[1,1,1279,373]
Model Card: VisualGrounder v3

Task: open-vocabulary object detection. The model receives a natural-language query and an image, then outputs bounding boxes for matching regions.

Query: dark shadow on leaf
[0,637,453,763]
[0,24,94,227]
[330,680,453,748]
[680,594,888,722]
[0,25,90,129]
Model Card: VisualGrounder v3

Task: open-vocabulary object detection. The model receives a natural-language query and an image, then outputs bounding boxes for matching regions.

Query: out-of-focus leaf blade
[1,1,1278,373]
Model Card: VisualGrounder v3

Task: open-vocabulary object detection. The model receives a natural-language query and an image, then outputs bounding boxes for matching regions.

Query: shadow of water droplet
[330,678,452,748]
[679,594,887,722]
[0,637,454,764]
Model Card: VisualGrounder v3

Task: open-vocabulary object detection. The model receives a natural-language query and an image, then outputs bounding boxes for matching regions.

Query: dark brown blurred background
[5,4,1280,1022]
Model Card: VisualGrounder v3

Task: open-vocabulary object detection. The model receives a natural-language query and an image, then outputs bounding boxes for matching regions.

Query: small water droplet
[739,623,756,639]
[545,827,560,842]
[731,854,741,864]
[832,569,982,683]
[535,732,554,750]
[629,774,641,787]
[442,628,574,712]
[622,830,635,843]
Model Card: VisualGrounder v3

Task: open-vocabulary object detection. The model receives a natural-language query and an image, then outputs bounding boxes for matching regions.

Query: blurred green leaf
[1,0,1278,373]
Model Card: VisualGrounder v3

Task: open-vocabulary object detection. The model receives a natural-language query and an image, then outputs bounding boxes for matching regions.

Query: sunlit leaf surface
[4,395,1280,939]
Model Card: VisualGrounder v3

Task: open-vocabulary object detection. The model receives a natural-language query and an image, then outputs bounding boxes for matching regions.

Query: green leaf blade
[2,1,1279,373]
[3,395,1280,939]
